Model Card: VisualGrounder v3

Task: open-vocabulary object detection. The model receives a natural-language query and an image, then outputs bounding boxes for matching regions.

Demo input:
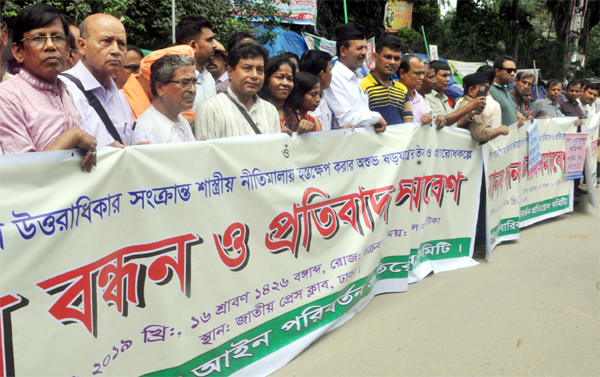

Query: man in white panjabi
[323,22,386,133]
[132,55,196,144]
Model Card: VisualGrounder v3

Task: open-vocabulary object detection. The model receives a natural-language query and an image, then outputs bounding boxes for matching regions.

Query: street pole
[343,0,348,24]
[172,0,176,44]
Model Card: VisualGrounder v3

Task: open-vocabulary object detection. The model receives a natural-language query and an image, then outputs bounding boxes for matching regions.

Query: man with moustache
[360,35,412,125]
[61,13,133,147]
[132,55,197,144]
[323,23,386,133]
[206,40,228,89]
[510,71,534,119]
[424,60,484,127]
[558,80,585,119]
[398,56,446,128]
[195,41,280,139]
[0,3,97,170]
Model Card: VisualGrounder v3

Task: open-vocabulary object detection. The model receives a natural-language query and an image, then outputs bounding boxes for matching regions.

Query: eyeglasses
[123,64,141,73]
[21,35,67,49]
[168,78,198,88]
[500,68,517,74]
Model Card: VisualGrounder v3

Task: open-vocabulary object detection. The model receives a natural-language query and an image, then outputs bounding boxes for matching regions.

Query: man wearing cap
[323,22,386,133]
[121,45,196,122]
[206,40,228,91]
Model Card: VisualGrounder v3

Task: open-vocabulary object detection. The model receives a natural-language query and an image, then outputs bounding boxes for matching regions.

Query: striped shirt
[360,73,413,125]
[195,87,281,140]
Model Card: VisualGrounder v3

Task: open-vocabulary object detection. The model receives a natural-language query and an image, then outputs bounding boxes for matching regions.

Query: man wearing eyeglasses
[0,3,97,171]
[112,45,144,90]
[132,55,196,144]
[489,55,525,127]
[60,13,134,148]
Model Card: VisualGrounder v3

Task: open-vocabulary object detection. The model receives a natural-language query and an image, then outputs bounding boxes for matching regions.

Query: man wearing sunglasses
[112,45,144,90]
[489,55,525,127]
[132,55,196,144]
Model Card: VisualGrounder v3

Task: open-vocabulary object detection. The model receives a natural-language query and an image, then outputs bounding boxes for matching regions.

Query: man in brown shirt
[457,73,508,143]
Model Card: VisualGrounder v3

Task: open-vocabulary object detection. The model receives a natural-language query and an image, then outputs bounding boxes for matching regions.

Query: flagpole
[172,0,176,43]
[343,0,348,23]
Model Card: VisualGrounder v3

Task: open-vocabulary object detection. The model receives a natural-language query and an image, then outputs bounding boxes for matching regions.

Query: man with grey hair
[132,54,196,144]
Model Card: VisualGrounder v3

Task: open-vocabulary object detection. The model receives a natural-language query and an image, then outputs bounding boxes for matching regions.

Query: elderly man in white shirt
[60,14,133,147]
[323,23,386,133]
[132,55,196,144]
[196,41,280,139]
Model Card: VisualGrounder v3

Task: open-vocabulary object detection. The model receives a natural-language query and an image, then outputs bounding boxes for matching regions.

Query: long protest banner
[0,125,482,377]
[582,111,600,208]
[482,118,578,258]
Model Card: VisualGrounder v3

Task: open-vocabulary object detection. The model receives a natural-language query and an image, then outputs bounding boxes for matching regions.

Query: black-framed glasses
[500,68,517,74]
[21,35,67,49]
[168,78,198,88]
[123,64,141,73]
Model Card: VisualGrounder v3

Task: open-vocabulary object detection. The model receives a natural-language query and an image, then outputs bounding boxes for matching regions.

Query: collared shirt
[215,71,229,88]
[558,98,584,119]
[195,87,280,140]
[577,98,592,119]
[192,66,217,114]
[61,60,133,146]
[132,105,195,144]
[1,71,13,83]
[510,89,529,118]
[323,62,381,129]
[456,95,494,143]
[530,98,564,118]
[409,89,430,124]
[455,94,502,129]
[0,70,82,154]
[425,89,453,117]
[489,83,517,125]
[360,72,413,125]
[309,91,334,131]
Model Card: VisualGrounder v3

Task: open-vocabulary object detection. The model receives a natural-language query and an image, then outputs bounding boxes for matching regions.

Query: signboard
[384,1,413,32]
[273,0,318,26]
[0,125,481,377]
[563,133,588,179]
[429,45,438,61]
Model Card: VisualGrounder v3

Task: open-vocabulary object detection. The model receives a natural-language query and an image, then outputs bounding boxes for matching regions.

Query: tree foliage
[0,0,289,50]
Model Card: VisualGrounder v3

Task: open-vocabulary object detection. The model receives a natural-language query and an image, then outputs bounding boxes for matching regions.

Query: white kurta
[195,87,280,140]
[323,62,381,129]
[132,105,195,144]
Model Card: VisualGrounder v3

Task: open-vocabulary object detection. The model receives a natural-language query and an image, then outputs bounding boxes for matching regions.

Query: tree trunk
[510,0,520,61]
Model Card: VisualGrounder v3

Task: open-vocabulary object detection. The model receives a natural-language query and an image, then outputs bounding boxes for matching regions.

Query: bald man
[60,14,133,147]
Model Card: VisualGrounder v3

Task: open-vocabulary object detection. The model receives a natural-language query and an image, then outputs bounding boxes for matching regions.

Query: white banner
[0,125,481,377]
[483,118,578,259]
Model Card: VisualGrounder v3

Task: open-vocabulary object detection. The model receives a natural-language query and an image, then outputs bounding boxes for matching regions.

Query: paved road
[271,187,600,377]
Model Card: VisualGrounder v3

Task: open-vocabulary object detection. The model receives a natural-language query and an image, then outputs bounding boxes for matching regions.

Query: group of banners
[0,116,596,376]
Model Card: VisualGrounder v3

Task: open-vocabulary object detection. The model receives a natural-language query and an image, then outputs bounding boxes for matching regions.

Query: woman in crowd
[259,55,299,132]
[287,71,322,132]
[259,55,317,135]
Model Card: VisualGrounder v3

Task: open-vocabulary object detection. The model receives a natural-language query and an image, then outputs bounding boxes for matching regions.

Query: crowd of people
[0,3,599,174]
